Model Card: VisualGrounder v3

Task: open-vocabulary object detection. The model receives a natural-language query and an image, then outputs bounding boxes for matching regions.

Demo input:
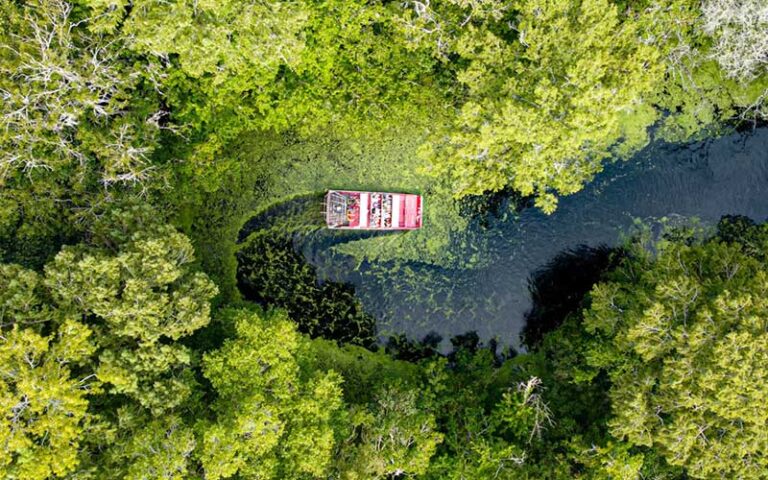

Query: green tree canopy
[200,308,345,480]
[419,348,562,479]
[636,0,768,142]
[0,0,164,265]
[579,221,768,478]
[102,411,197,480]
[0,264,94,479]
[44,225,218,414]
[77,0,445,192]
[419,0,663,212]
[0,222,217,477]
[0,319,94,479]
[334,385,443,479]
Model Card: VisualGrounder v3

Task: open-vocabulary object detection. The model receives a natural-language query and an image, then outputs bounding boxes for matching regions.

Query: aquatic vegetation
[237,229,377,347]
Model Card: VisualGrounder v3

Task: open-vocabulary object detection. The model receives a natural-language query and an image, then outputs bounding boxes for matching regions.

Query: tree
[0,0,162,186]
[77,0,444,193]
[116,0,308,157]
[638,0,768,141]
[103,411,197,480]
[419,347,561,480]
[43,225,218,414]
[0,325,95,479]
[0,221,216,477]
[0,265,95,479]
[419,0,663,212]
[579,221,768,478]
[335,386,443,479]
[702,0,768,81]
[0,0,164,265]
[200,308,345,480]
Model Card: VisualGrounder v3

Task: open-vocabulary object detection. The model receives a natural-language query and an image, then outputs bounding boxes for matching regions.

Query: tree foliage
[0,0,164,266]
[78,0,445,191]
[105,412,197,480]
[0,263,95,479]
[200,308,345,480]
[643,0,768,140]
[580,221,768,478]
[0,0,162,187]
[0,322,94,479]
[45,225,218,414]
[419,348,562,479]
[702,0,768,81]
[336,386,442,479]
[420,0,664,212]
[0,221,216,477]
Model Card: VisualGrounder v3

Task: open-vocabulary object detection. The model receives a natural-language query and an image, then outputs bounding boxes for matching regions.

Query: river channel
[247,128,768,352]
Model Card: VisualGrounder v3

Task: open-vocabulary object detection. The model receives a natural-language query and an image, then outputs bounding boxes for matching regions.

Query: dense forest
[1,0,768,478]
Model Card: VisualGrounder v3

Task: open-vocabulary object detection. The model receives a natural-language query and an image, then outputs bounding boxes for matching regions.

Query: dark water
[288,128,768,351]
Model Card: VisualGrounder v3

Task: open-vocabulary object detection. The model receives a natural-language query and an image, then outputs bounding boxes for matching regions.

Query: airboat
[325,190,423,230]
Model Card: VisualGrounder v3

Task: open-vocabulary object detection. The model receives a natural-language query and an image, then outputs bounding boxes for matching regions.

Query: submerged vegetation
[237,228,377,346]
[1,0,768,478]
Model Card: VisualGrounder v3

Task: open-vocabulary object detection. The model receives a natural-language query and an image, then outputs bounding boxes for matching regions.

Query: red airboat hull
[325,190,422,230]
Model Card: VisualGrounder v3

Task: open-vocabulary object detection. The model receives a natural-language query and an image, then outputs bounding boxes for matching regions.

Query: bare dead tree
[701,0,768,82]
[517,376,554,443]
[0,0,164,193]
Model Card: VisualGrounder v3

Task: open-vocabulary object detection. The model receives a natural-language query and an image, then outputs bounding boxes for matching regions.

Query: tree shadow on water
[385,331,516,364]
[522,244,625,348]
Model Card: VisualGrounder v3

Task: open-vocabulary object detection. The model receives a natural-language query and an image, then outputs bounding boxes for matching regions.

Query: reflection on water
[293,129,768,352]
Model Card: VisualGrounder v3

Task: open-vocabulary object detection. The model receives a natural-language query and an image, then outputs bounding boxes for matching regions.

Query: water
[267,128,768,351]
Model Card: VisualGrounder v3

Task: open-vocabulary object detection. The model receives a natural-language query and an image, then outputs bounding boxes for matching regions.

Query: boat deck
[325,190,422,230]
